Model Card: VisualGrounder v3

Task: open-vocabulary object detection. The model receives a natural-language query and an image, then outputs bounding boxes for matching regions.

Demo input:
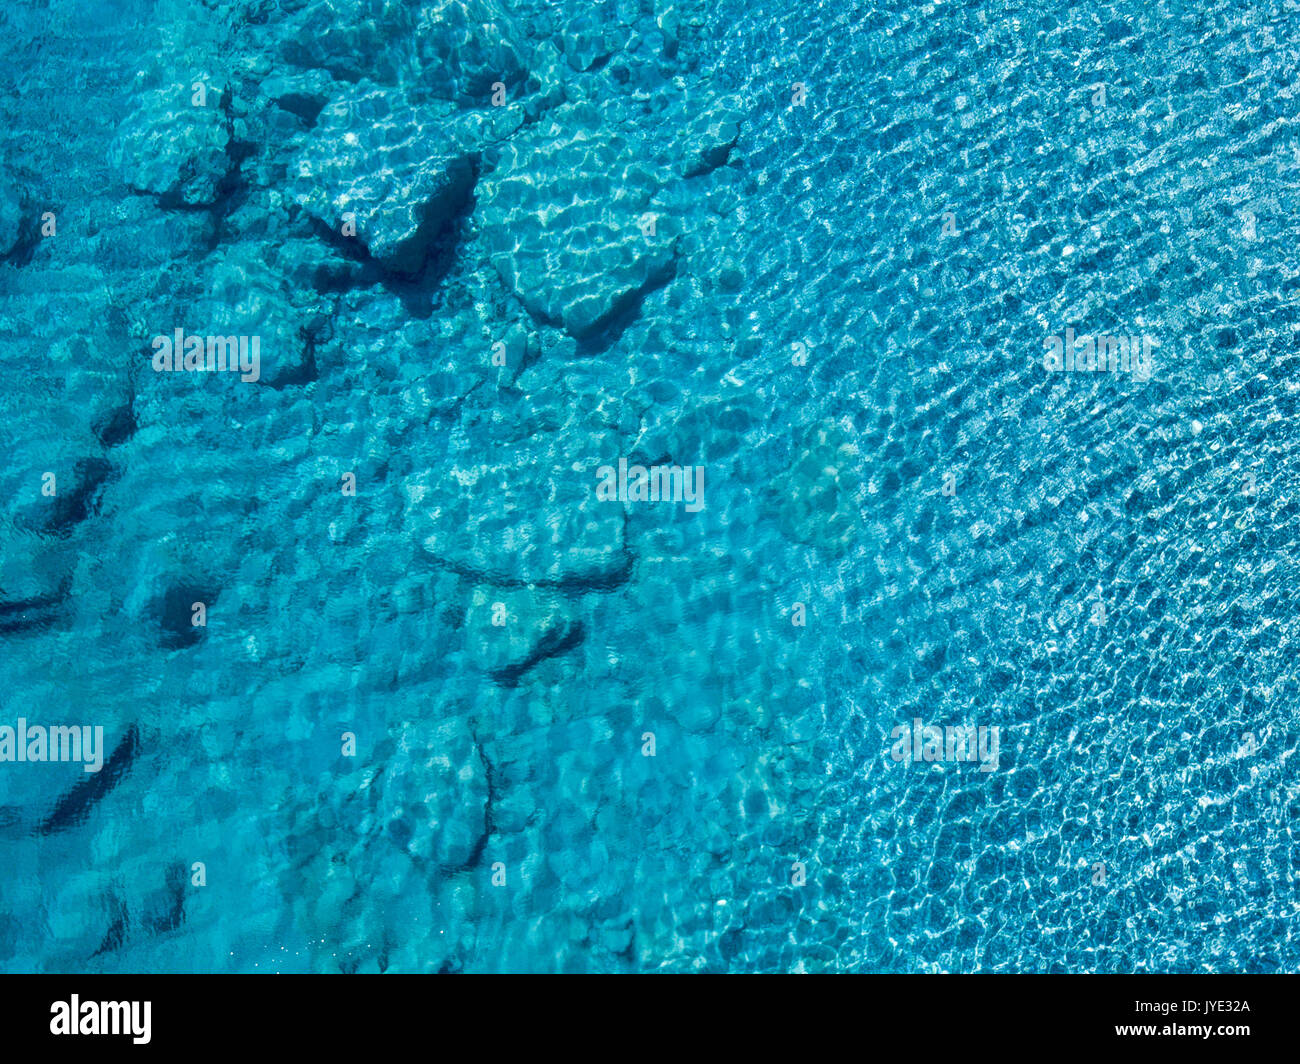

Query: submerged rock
[476,104,679,342]
[382,715,489,870]
[556,5,624,72]
[413,0,533,103]
[110,85,231,208]
[202,247,319,387]
[464,586,583,685]
[289,84,486,275]
[277,0,419,85]
[406,423,630,588]
[678,97,742,178]
[140,244,320,388]
[771,421,862,554]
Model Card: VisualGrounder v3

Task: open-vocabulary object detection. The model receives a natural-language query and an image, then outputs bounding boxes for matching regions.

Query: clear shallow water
[0,0,1296,972]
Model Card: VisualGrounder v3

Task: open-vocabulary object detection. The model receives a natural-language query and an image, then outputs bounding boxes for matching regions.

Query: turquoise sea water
[0,0,1297,972]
